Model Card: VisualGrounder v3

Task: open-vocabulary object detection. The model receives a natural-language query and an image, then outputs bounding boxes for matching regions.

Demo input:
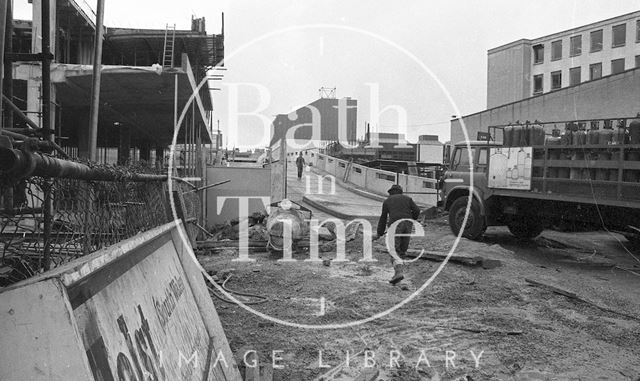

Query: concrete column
[139,142,151,162]
[155,146,164,168]
[117,125,130,165]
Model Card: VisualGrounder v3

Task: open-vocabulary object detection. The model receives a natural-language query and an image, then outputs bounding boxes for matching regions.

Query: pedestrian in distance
[296,152,306,179]
[373,184,421,285]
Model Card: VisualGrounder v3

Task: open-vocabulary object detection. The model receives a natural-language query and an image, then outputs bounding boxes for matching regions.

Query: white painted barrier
[0,222,241,381]
[311,153,438,206]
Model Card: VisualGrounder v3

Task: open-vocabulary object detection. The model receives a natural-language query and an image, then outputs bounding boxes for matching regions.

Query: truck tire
[449,196,486,240]
[507,218,544,240]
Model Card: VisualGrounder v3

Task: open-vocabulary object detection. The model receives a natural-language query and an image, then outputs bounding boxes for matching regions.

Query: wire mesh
[0,176,199,286]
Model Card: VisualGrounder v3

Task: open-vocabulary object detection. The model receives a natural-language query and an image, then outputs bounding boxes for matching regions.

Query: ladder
[162,24,176,68]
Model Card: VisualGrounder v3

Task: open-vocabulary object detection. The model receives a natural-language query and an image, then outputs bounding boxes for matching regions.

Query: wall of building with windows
[452,68,640,145]
[487,10,640,108]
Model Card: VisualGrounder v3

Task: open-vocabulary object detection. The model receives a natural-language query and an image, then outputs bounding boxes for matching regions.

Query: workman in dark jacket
[374,184,421,284]
[295,152,306,179]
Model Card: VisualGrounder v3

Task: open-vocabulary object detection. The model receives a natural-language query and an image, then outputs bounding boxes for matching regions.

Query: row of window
[533,20,640,64]
[533,56,640,94]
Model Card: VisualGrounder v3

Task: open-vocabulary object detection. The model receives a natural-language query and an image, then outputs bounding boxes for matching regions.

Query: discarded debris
[403,249,502,269]
[436,324,523,335]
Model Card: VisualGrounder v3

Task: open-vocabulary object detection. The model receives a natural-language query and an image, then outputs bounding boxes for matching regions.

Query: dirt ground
[198,217,640,381]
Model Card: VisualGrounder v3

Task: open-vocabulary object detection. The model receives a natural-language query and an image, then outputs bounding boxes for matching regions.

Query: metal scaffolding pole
[0,0,8,131]
[87,0,105,161]
[41,0,53,271]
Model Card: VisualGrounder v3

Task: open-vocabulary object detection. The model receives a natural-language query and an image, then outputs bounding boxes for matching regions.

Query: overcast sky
[13,0,640,148]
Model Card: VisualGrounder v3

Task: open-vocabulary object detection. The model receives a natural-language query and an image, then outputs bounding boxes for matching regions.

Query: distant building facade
[270,97,357,149]
[487,10,640,108]
[451,11,640,145]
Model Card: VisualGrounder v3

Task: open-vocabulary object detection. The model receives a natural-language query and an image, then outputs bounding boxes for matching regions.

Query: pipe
[0,129,70,159]
[0,146,168,182]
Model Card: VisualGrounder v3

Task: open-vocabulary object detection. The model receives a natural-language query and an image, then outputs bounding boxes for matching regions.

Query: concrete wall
[487,40,532,108]
[311,153,438,206]
[452,68,640,145]
[206,167,271,226]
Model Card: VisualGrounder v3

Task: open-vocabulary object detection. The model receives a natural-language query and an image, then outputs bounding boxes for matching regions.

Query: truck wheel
[449,196,486,240]
[507,218,544,240]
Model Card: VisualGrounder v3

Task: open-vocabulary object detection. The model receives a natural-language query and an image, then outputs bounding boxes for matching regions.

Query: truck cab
[441,141,504,240]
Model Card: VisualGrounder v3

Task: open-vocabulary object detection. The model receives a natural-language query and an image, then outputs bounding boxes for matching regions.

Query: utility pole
[87,0,105,161]
[0,1,8,132]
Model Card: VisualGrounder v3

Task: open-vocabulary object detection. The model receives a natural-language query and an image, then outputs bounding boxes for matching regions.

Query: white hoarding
[488,147,533,190]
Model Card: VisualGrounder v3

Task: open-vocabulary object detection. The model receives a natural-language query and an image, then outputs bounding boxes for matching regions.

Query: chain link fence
[0,173,200,286]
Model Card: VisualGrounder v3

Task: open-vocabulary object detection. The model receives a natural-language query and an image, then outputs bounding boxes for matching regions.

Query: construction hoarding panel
[69,233,211,381]
[488,147,533,190]
[0,222,241,381]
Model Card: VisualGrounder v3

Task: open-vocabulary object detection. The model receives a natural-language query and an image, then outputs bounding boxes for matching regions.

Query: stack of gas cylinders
[501,116,640,182]
[502,121,546,147]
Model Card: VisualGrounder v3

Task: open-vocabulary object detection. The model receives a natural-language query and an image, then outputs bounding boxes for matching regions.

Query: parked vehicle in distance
[441,117,640,243]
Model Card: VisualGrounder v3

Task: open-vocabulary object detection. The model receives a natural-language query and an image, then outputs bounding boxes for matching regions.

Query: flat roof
[489,10,640,54]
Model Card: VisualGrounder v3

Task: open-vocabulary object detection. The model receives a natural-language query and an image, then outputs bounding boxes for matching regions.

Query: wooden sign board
[0,221,241,381]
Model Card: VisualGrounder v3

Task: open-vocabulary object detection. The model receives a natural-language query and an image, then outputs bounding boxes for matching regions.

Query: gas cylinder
[512,126,522,147]
[530,125,546,145]
[629,116,640,144]
[612,120,627,144]
[561,123,573,145]
[573,129,587,146]
[599,128,613,145]
[503,126,513,147]
[588,122,600,145]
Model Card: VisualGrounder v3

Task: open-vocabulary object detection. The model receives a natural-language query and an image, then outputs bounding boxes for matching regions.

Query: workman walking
[374,184,421,284]
[296,152,306,179]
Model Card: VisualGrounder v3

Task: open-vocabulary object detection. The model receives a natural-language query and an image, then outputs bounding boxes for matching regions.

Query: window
[590,29,603,52]
[551,71,562,90]
[570,35,582,56]
[452,147,475,171]
[354,167,362,174]
[569,67,581,86]
[612,23,626,47]
[476,148,489,173]
[551,40,562,61]
[533,74,543,94]
[611,58,625,74]
[637,20,640,42]
[636,55,640,68]
[589,62,602,80]
[533,44,544,64]
[339,162,346,168]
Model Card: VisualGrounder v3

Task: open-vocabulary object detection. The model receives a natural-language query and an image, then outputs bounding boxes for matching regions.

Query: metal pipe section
[2,94,42,131]
[0,146,168,182]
